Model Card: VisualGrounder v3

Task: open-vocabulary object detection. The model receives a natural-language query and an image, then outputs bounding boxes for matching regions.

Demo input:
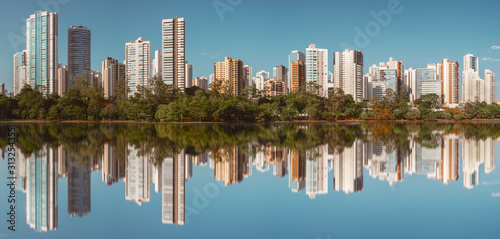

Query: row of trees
[1,75,500,122]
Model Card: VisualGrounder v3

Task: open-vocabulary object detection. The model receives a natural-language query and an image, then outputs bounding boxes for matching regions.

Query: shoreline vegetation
[2,75,500,123]
[2,124,500,163]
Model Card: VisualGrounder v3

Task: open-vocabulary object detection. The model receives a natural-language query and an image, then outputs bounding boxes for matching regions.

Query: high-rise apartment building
[125,37,151,97]
[68,26,91,88]
[440,59,460,104]
[274,65,288,92]
[13,50,27,96]
[334,49,364,102]
[57,63,68,96]
[26,11,58,95]
[462,54,484,102]
[289,50,305,93]
[367,57,404,95]
[193,76,208,90]
[243,65,253,87]
[185,61,193,88]
[415,68,441,99]
[265,78,286,98]
[152,50,162,79]
[102,57,125,98]
[162,17,185,92]
[214,57,244,96]
[485,69,495,104]
[290,60,306,93]
[306,44,329,97]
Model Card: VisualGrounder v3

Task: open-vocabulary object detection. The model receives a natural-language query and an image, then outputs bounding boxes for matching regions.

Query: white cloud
[491,46,500,50]
[492,193,500,198]
[201,52,208,56]
[211,53,220,59]
[481,57,500,62]
[482,181,500,186]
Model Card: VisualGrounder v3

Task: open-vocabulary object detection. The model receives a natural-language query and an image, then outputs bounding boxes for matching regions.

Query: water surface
[0,123,499,239]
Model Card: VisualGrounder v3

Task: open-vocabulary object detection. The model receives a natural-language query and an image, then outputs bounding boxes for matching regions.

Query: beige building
[214,57,244,96]
[290,60,306,93]
[266,78,286,98]
[57,63,68,97]
[102,57,125,99]
[440,59,460,104]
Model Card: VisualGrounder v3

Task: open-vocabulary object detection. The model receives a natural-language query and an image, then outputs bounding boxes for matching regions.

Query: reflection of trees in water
[3,123,500,164]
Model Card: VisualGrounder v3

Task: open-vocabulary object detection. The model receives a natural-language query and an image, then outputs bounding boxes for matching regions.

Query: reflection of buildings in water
[214,147,244,186]
[485,138,495,174]
[288,149,305,193]
[15,148,27,192]
[334,140,363,194]
[185,154,192,181]
[265,144,288,178]
[305,144,328,199]
[365,141,405,186]
[102,143,125,186]
[68,154,91,217]
[192,152,208,167]
[243,152,253,178]
[415,143,441,177]
[25,147,58,232]
[57,146,68,180]
[125,145,151,205]
[253,150,269,173]
[462,138,495,189]
[437,135,460,184]
[161,152,185,225]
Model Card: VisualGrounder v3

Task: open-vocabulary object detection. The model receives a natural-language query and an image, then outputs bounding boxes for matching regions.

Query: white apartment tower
[185,61,193,88]
[13,50,28,96]
[334,49,364,102]
[152,50,162,79]
[26,11,58,96]
[306,44,329,97]
[125,37,151,97]
[162,17,186,92]
[485,69,495,104]
[462,54,484,102]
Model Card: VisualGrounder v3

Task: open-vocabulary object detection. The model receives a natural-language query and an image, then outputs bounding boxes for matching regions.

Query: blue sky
[1,0,500,99]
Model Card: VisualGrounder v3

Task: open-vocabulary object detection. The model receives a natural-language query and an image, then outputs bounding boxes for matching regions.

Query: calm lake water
[0,123,499,239]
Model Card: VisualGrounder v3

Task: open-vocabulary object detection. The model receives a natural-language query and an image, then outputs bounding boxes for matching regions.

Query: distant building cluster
[11,10,496,105]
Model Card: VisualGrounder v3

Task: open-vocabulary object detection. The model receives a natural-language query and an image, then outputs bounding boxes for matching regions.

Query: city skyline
[2,0,500,100]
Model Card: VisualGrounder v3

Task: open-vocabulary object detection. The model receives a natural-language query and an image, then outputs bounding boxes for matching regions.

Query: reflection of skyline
[334,141,364,194]
[463,137,495,189]
[26,146,58,232]
[160,152,185,225]
[68,154,91,217]
[11,130,498,232]
[125,144,151,205]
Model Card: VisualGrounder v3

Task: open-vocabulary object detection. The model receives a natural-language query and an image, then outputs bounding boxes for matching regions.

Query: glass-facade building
[68,26,91,88]
[416,68,441,99]
[26,11,58,96]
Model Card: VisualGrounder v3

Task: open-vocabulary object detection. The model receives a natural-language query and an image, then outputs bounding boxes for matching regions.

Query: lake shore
[3,119,500,124]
